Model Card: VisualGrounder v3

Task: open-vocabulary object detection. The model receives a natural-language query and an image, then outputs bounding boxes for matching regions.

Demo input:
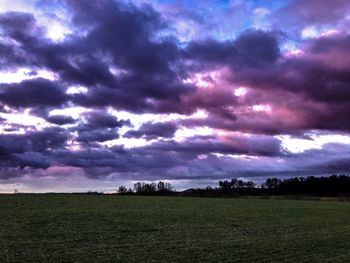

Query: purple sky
[1,0,350,192]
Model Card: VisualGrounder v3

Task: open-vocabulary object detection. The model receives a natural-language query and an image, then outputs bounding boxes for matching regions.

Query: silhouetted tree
[236,180,245,189]
[219,180,231,192]
[157,181,173,193]
[133,182,143,193]
[231,178,237,186]
[125,175,350,197]
[133,182,158,194]
[263,178,281,189]
[260,175,350,196]
[118,185,128,194]
[205,186,214,191]
[246,181,255,188]
[142,182,157,193]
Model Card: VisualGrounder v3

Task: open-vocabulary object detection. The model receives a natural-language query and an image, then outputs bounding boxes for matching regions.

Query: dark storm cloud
[51,148,127,170]
[0,127,69,155]
[285,142,350,176]
[0,42,28,69]
[81,111,129,129]
[27,107,76,125]
[0,130,284,178]
[0,12,45,68]
[61,58,117,88]
[46,115,76,125]
[68,111,129,143]
[226,33,350,132]
[0,11,117,87]
[180,31,350,135]
[76,129,119,143]
[1,131,350,182]
[0,1,348,121]
[143,134,284,157]
[37,132,293,181]
[12,151,51,169]
[316,157,350,173]
[0,1,194,112]
[0,127,69,171]
[41,134,282,180]
[234,29,281,67]
[0,78,68,108]
[124,122,177,140]
[0,5,285,121]
[184,29,281,69]
[63,0,195,106]
[66,0,173,74]
[233,58,350,104]
[0,11,38,37]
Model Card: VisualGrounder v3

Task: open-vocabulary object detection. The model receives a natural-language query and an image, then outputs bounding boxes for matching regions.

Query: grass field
[0,195,350,262]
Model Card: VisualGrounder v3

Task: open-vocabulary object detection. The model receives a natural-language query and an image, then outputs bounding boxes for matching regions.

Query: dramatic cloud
[0,78,67,108]
[125,121,177,140]
[46,115,76,125]
[0,127,68,155]
[0,0,350,192]
[80,111,129,130]
[184,29,281,69]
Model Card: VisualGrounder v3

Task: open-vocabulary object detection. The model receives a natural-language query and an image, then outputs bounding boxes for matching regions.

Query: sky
[1,0,350,192]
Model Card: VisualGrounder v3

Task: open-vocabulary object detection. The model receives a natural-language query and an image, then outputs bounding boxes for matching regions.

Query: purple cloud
[0,0,350,192]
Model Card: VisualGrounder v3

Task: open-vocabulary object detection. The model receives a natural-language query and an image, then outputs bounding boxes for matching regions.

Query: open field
[0,195,350,262]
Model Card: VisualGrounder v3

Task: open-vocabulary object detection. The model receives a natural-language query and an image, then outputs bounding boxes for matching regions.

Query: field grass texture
[0,195,349,262]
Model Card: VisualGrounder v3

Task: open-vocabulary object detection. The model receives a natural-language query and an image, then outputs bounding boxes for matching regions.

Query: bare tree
[118,185,127,194]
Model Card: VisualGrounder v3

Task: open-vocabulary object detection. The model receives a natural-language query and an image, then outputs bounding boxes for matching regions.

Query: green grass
[0,195,350,262]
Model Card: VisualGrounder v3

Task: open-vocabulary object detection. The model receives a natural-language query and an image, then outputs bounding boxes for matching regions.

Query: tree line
[117,175,350,197]
[261,175,350,196]
[118,181,173,195]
